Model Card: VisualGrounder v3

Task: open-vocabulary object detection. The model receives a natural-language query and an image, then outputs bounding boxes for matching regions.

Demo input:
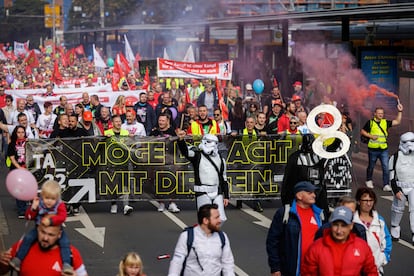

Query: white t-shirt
[122,121,146,136]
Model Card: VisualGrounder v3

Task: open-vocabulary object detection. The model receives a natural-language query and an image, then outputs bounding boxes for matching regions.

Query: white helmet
[199,134,219,156]
[399,132,414,155]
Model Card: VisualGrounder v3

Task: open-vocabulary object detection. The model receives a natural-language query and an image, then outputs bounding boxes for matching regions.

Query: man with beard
[168,204,235,276]
[68,114,88,137]
[0,219,88,276]
[187,105,219,137]
[133,92,156,135]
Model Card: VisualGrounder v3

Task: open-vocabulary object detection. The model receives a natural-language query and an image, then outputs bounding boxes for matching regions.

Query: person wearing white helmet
[389,131,414,244]
[176,131,229,222]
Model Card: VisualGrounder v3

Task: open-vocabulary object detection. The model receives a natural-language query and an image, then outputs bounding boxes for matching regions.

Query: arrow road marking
[66,206,105,248]
[68,179,96,203]
[149,200,250,276]
[230,200,272,229]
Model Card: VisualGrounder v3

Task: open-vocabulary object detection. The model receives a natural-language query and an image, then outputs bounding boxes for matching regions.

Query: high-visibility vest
[189,120,219,136]
[368,119,388,149]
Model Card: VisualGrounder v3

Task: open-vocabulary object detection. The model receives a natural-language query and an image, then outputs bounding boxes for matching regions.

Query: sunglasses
[214,113,220,116]
[290,121,298,125]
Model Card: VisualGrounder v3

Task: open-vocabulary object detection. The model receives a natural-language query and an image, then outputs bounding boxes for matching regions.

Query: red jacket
[25,201,67,226]
[302,230,379,276]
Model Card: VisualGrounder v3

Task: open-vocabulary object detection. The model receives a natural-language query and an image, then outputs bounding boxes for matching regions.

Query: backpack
[180,226,225,276]
[360,120,372,144]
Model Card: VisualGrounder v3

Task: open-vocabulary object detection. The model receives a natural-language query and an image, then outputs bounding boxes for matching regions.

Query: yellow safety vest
[242,128,257,146]
[368,119,388,149]
[190,120,219,136]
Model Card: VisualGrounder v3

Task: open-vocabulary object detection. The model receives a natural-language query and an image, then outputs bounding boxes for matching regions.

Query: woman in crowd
[229,97,245,134]
[112,95,127,122]
[353,187,392,275]
[74,103,85,122]
[7,125,28,218]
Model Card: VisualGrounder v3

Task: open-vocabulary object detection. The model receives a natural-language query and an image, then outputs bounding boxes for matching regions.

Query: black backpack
[180,226,225,276]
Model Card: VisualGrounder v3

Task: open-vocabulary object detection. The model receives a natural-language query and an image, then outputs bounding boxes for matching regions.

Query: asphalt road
[1,151,414,276]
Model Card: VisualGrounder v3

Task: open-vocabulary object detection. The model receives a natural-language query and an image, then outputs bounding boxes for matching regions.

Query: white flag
[14,40,29,57]
[124,34,135,69]
[183,45,195,62]
[93,44,107,68]
[163,48,170,59]
[0,50,7,61]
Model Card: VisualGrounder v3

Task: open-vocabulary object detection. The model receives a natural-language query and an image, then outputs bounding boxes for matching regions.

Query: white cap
[245,83,253,90]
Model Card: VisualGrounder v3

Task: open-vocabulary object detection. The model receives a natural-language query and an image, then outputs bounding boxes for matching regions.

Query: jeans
[16,199,27,216]
[366,148,389,186]
[16,226,71,265]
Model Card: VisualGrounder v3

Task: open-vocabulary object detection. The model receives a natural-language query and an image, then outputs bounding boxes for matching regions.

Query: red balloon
[6,169,38,201]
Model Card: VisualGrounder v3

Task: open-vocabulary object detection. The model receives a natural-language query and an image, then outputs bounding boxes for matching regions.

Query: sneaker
[110,204,118,214]
[17,214,25,219]
[63,263,74,275]
[9,257,21,272]
[123,205,133,215]
[383,185,392,192]
[168,202,180,213]
[254,202,264,212]
[73,208,80,216]
[365,180,374,189]
[391,226,400,241]
[158,202,165,212]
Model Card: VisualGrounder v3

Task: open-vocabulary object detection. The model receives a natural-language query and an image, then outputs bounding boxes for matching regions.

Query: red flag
[142,67,150,91]
[74,45,85,56]
[184,87,191,104]
[215,78,229,120]
[25,65,32,75]
[24,50,39,68]
[111,58,126,91]
[52,60,63,85]
[5,50,17,61]
[117,53,131,74]
[65,48,76,66]
[273,78,278,88]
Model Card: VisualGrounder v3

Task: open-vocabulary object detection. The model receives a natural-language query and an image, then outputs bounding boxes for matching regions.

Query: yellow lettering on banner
[99,171,147,195]
[82,141,166,166]
[227,140,291,165]
[156,171,194,195]
[228,170,278,193]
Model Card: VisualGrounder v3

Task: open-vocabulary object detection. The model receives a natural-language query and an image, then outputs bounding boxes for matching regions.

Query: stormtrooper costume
[389,131,414,244]
[178,134,229,222]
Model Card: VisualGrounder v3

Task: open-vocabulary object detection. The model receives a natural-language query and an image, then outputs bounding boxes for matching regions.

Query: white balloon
[312,131,351,159]
[306,104,342,135]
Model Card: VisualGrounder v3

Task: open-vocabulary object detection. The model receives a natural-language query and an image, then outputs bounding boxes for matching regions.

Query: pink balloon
[6,169,38,201]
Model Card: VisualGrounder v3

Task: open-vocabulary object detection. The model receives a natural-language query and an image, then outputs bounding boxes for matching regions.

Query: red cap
[83,110,93,121]
[272,99,283,107]
[75,80,81,85]
[292,95,301,101]
[293,81,302,87]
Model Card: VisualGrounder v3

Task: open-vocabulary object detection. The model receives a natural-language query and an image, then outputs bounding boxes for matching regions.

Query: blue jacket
[266,201,323,276]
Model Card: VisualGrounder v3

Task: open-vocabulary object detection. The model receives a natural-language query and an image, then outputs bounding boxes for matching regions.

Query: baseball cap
[245,83,253,90]
[83,110,93,122]
[272,99,283,107]
[293,81,302,87]
[330,206,353,225]
[294,181,317,194]
[292,95,301,102]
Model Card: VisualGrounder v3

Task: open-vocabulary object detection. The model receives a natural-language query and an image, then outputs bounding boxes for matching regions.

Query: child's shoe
[63,263,74,275]
[9,257,21,272]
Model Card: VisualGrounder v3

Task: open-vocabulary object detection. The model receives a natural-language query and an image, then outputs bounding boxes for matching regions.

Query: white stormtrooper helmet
[199,134,219,156]
[399,132,414,155]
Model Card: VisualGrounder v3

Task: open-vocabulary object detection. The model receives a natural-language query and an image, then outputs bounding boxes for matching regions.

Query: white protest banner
[9,84,145,113]
[157,58,233,80]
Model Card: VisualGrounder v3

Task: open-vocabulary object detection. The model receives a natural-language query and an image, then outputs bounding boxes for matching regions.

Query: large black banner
[26,135,296,203]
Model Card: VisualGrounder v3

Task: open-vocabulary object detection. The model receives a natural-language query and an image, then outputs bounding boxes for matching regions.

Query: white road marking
[149,200,250,276]
[66,206,106,248]
[230,200,271,228]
